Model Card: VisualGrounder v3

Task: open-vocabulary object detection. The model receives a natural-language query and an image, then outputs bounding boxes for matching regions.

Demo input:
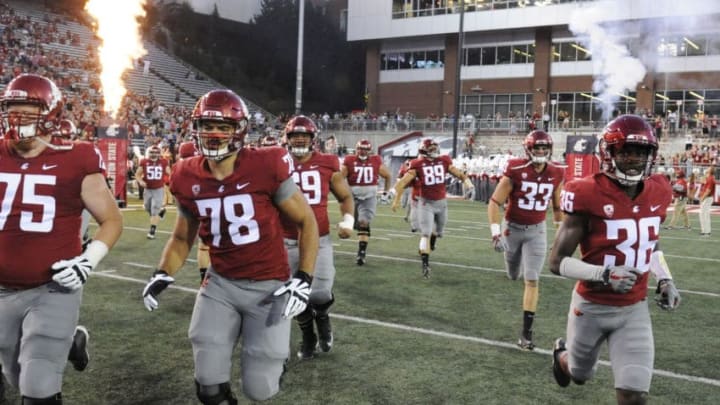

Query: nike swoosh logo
[42,164,58,170]
[310,165,319,169]
[236,182,250,190]
[650,205,661,212]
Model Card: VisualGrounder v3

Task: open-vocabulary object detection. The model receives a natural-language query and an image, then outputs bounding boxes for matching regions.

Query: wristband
[338,213,354,230]
[295,270,313,283]
[490,223,501,237]
[83,240,109,268]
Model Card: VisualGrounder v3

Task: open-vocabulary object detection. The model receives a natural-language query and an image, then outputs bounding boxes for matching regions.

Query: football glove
[380,192,391,204]
[492,235,508,253]
[272,271,312,319]
[51,256,93,290]
[655,279,681,310]
[602,265,639,294]
[142,270,175,311]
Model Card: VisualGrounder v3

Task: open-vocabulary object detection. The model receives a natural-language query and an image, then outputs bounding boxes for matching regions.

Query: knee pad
[22,394,62,405]
[312,294,334,316]
[195,381,237,405]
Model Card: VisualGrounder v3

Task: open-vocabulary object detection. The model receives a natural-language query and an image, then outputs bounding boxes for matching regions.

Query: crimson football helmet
[599,114,658,186]
[523,130,553,164]
[191,89,249,161]
[356,139,372,160]
[147,145,161,161]
[1,73,64,140]
[57,119,77,139]
[418,137,439,159]
[284,115,317,157]
[260,134,279,147]
[177,141,198,159]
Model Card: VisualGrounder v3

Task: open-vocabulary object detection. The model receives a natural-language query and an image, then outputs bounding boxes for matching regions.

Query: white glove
[490,224,507,252]
[338,213,355,231]
[142,270,175,311]
[380,192,391,204]
[51,256,93,290]
[602,265,640,294]
[273,271,312,319]
[655,279,681,310]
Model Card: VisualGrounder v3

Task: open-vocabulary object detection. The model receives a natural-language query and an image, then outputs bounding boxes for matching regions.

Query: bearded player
[549,115,680,405]
[341,139,392,265]
[141,90,319,403]
[281,115,354,359]
[0,74,122,404]
[487,130,564,350]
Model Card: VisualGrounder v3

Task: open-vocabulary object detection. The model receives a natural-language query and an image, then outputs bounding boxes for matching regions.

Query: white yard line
[96,269,720,388]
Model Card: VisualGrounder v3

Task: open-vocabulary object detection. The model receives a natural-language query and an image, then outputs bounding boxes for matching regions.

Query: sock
[149,224,157,234]
[358,241,368,255]
[421,253,429,266]
[522,311,535,338]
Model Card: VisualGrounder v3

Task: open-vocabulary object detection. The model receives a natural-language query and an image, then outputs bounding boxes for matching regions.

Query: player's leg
[608,301,653,405]
[503,224,524,280]
[189,272,242,404]
[67,326,89,372]
[356,198,375,266]
[310,236,337,353]
[0,289,25,400]
[19,286,81,401]
[554,290,606,387]
[430,199,448,252]
[409,198,419,232]
[517,224,547,350]
[417,199,434,278]
[285,240,316,359]
[240,280,292,401]
[146,188,163,239]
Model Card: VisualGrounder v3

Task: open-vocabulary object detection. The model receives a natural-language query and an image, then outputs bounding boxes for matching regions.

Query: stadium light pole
[451,3,465,159]
[295,0,305,115]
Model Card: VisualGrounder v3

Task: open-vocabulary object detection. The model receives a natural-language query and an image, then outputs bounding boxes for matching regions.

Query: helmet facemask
[194,119,243,161]
[606,143,655,186]
[287,132,313,157]
[2,104,48,140]
[529,145,551,164]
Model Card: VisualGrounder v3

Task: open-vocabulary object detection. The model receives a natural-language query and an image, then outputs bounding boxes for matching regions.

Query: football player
[0,73,122,404]
[549,115,680,404]
[134,144,171,239]
[141,90,319,403]
[487,130,565,350]
[281,115,354,359]
[341,138,392,265]
[391,138,474,278]
[665,170,690,230]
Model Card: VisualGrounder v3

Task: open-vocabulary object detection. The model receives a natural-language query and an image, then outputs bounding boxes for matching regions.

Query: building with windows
[347,0,720,126]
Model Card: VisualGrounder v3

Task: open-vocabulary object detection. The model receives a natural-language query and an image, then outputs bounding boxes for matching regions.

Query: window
[466,48,481,65]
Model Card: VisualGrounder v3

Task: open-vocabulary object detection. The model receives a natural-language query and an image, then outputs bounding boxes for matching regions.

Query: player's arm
[649,244,681,310]
[551,182,564,226]
[391,170,416,211]
[330,171,355,239]
[340,163,349,178]
[449,164,474,190]
[549,212,638,293]
[487,176,512,251]
[164,162,172,177]
[51,172,123,291]
[142,202,199,311]
[135,164,146,188]
[276,182,319,278]
[379,164,393,193]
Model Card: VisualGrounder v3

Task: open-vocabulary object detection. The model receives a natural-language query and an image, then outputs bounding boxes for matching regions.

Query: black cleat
[422,263,431,279]
[68,326,90,372]
[552,338,571,387]
[315,314,333,353]
[158,207,167,219]
[356,251,366,266]
[297,329,318,360]
[517,331,535,351]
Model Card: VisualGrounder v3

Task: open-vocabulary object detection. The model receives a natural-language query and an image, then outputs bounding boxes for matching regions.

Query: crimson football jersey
[409,155,453,201]
[560,173,672,306]
[344,154,382,186]
[503,158,565,225]
[0,141,104,288]
[139,157,169,190]
[282,151,339,238]
[170,147,294,281]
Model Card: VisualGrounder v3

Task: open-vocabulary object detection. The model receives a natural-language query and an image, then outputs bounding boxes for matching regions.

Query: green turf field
[3,197,719,404]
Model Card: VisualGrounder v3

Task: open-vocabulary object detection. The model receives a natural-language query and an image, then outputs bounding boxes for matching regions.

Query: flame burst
[85,0,147,119]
